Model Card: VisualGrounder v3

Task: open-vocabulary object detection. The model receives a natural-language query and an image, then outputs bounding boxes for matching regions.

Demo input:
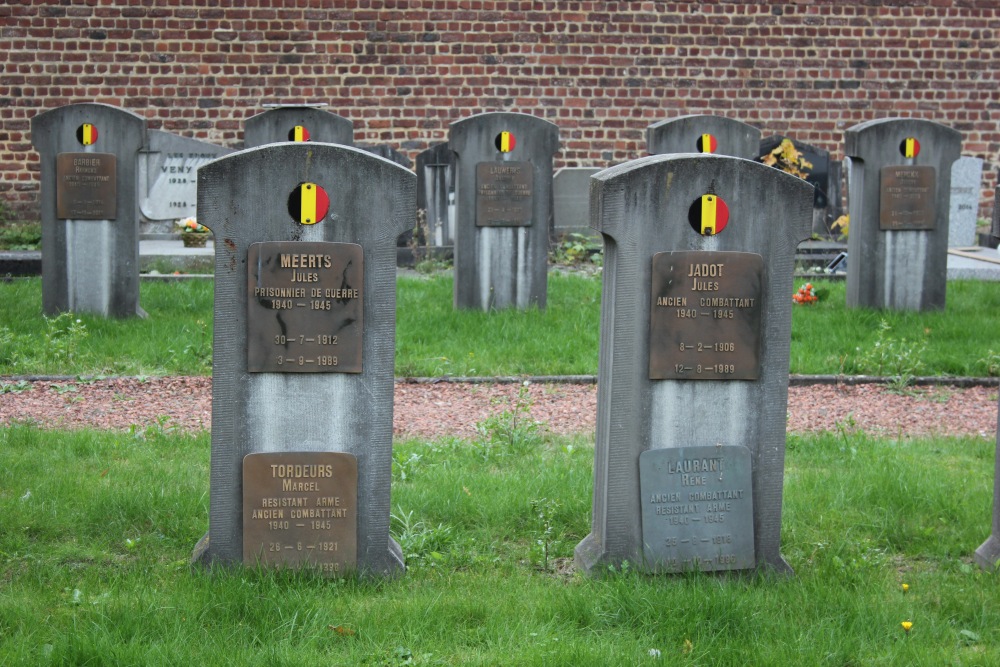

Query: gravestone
[844,118,962,310]
[759,135,844,236]
[31,103,147,317]
[191,142,412,577]
[976,185,1000,570]
[574,154,813,575]
[244,106,354,148]
[449,112,559,310]
[139,130,233,231]
[647,115,761,159]
[948,156,983,247]
[553,167,602,237]
[415,143,456,247]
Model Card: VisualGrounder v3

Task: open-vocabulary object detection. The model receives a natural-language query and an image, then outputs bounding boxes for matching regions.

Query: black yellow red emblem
[287,182,330,225]
[76,123,98,146]
[288,125,311,142]
[495,131,516,152]
[688,194,730,236]
[696,133,718,154]
[900,137,921,158]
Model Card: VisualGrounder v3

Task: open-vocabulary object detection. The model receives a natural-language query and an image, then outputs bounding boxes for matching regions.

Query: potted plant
[175,217,210,248]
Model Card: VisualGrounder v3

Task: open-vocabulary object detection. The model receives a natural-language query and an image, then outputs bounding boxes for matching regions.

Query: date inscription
[247,241,363,373]
[639,445,755,573]
[56,153,117,220]
[880,166,936,231]
[649,251,763,380]
[475,161,533,226]
[243,451,357,576]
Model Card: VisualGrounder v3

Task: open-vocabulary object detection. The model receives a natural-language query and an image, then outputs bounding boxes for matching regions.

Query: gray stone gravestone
[647,115,761,159]
[948,156,983,248]
[844,118,962,310]
[975,185,1000,570]
[574,154,813,576]
[244,106,354,149]
[192,142,412,577]
[31,102,147,317]
[415,143,456,248]
[138,130,233,232]
[449,112,559,311]
[553,167,602,237]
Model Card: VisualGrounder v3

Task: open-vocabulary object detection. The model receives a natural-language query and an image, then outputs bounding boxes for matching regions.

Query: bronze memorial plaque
[247,241,363,373]
[879,166,936,231]
[243,452,358,576]
[55,153,117,220]
[475,161,533,226]
[649,251,763,381]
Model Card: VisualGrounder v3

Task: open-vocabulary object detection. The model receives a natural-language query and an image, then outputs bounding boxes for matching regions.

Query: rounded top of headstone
[844,118,962,162]
[646,114,759,132]
[448,112,560,157]
[449,111,560,132]
[592,152,810,193]
[201,141,414,181]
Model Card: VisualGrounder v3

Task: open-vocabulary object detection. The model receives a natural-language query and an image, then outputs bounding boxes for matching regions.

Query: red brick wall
[3,0,999,219]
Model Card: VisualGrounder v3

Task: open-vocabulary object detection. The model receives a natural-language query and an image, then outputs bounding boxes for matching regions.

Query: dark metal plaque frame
[56,152,117,220]
[247,241,363,373]
[879,166,936,231]
[639,445,755,573]
[649,251,763,380]
[243,451,358,576]
[475,161,534,226]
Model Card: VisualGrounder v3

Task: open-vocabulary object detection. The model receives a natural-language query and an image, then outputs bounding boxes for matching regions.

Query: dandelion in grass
[901,621,913,634]
[902,583,909,594]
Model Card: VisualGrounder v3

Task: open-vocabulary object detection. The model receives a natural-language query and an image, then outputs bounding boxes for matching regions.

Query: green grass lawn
[1,422,997,665]
[1,275,1000,378]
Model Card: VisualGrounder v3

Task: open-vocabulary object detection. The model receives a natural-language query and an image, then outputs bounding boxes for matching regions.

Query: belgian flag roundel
[288,125,311,142]
[495,131,516,153]
[688,194,730,236]
[696,133,718,154]
[76,123,98,146]
[287,182,330,225]
[900,137,921,158]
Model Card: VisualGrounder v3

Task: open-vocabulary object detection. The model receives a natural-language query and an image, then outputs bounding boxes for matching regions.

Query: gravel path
[0,377,996,440]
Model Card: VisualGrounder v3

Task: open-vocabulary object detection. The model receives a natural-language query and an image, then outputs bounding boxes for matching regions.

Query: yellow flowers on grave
[901,621,913,634]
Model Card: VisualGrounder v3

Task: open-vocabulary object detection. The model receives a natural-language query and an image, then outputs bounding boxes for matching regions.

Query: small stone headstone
[192,143,412,577]
[553,167,601,236]
[31,103,147,317]
[844,118,962,310]
[138,130,233,229]
[449,112,559,310]
[415,143,456,247]
[244,106,354,148]
[948,156,983,247]
[647,115,761,159]
[574,154,813,576]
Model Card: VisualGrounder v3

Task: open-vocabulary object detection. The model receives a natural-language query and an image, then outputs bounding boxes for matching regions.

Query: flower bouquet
[175,217,210,248]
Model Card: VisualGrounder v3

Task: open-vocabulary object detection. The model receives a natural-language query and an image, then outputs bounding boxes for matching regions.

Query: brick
[2,2,1000,221]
